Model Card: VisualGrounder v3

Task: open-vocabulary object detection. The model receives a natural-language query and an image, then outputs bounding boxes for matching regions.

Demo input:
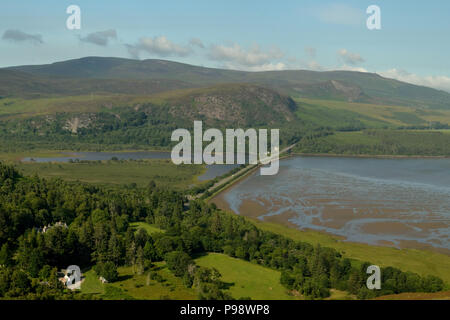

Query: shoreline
[213,195,450,257]
[293,152,450,159]
[204,154,293,201]
[213,198,450,284]
[6,148,450,163]
[210,155,450,257]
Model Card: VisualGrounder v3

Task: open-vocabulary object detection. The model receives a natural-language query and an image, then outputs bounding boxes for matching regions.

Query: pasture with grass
[195,253,299,300]
[14,159,205,189]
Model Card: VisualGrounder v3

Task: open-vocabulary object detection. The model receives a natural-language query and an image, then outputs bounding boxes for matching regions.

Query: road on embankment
[191,143,297,200]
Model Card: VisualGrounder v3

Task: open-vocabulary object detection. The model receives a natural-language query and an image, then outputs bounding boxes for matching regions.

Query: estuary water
[214,156,450,252]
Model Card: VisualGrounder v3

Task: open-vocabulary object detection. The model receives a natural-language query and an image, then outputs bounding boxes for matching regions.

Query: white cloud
[313,3,364,26]
[208,43,284,70]
[379,68,450,92]
[336,65,368,72]
[223,62,287,72]
[338,49,364,65]
[127,36,191,58]
[294,48,366,72]
[295,47,366,72]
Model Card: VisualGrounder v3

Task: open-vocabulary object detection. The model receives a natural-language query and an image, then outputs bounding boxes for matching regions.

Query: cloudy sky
[1,0,450,91]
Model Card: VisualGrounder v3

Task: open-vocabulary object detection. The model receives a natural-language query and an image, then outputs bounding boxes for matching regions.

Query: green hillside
[295,130,450,156]
[5,57,450,109]
[2,57,450,156]
[0,84,300,152]
[195,253,300,300]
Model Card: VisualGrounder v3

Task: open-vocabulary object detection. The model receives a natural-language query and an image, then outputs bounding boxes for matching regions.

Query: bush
[421,275,444,293]
[94,261,118,282]
[165,251,193,277]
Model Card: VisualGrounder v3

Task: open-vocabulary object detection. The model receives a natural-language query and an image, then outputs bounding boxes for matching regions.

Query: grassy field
[195,253,299,300]
[80,269,105,297]
[81,264,197,300]
[80,253,302,300]
[195,253,354,300]
[320,131,380,147]
[13,159,205,189]
[81,253,354,300]
[327,130,450,146]
[110,264,197,300]
[130,222,164,234]
[295,98,450,127]
[0,95,140,119]
[249,219,450,286]
[375,290,450,300]
[295,130,450,156]
[0,150,70,161]
[295,99,390,129]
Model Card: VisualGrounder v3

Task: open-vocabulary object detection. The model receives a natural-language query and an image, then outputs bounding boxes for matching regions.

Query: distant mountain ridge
[3,56,450,109]
[0,68,192,98]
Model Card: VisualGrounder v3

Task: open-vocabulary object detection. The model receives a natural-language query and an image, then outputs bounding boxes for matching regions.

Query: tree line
[0,163,444,300]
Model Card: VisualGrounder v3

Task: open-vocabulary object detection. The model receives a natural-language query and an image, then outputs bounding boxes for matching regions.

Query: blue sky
[1,0,450,91]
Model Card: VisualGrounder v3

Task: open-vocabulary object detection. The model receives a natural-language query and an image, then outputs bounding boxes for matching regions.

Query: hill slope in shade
[5,56,450,109]
[0,68,193,98]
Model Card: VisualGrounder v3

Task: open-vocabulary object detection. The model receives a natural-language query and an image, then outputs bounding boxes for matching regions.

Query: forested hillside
[0,164,445,299]
[2,57,450,157]
[0,84,301,152]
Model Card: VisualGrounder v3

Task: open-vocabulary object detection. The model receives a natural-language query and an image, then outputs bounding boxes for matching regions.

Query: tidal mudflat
[213,156,450,253]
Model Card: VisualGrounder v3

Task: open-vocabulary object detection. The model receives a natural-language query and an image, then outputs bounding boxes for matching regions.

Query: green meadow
[295,97,450,127]
[249,219,450,285]
[81,264,197,300]
[0,95,139,119]
[295,130,450,156]
[130,222,164,235]
[195,253,299,300]
[81,252,356,300]
[13,159,205,189]
[80,269,105,296]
